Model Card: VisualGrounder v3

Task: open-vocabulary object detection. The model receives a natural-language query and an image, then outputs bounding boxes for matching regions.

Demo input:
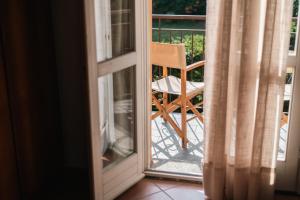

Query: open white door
[276,0,300,192]
[84,0,148,199]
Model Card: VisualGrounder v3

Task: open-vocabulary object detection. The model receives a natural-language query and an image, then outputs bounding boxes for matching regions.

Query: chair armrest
[186,60,206,71]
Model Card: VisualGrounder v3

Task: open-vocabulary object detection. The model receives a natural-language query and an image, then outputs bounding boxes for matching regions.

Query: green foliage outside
[290,0,299,50]
[153,0,299,51]
[293,0,299,17]
[153,0,206,15]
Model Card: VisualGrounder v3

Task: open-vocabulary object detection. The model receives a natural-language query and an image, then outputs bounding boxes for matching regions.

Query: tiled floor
[116,178,300,200]
[116,178,204,200]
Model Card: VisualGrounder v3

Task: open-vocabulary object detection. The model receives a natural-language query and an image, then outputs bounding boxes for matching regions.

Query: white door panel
[84,0,148,199]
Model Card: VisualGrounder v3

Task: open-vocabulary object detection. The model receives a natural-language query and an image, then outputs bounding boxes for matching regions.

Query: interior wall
[51,0,90,169]
[49,0,92,197]
[0,31,20,200]
[0,0,63,199]
[0,0,91,199]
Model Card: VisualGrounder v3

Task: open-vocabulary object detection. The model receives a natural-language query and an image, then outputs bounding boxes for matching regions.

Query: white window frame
[84,0,149,199]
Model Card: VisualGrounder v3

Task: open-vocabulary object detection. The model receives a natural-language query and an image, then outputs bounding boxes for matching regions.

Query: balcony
[150,14,292,175]
[150,14,205,175]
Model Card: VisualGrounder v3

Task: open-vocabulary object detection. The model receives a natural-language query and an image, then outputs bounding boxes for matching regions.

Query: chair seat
[152,75,204,95]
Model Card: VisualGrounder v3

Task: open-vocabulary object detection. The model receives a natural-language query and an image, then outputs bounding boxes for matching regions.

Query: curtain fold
[203,0,292,199]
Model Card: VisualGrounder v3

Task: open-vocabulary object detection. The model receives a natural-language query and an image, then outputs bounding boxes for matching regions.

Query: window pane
[277,67,294,161]
[98,66,136,168]
[111,0,135,57]
[95,0,135,62]
[289,0,299,53]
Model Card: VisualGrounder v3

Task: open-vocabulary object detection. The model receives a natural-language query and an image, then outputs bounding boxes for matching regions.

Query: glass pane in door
[111,0,135,57]
[95,0,135,62]
[277,67,294,161]
[98,66,136,169]
[289,0,299,54]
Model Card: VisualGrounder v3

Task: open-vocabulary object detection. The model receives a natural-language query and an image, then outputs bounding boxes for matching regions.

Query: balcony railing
[152,14,206,86]
[152,14,206,64]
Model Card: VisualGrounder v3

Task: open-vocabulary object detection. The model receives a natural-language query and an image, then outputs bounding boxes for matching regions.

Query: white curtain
[95,0,115,154]
[98,77,115,154]
[203,0,293,199]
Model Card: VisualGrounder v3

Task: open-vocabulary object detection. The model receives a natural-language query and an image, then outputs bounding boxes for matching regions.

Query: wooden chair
[151,42,205,148]
[281,113,288,127]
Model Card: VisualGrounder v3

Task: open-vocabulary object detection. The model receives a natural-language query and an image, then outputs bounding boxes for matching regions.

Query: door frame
[144,0,300,187]
[83,0,149,199]
[143,0,203,182]
[83,0,103,199]
[276,42,300,192]
[276,5,300,191]
[145,0,152,174]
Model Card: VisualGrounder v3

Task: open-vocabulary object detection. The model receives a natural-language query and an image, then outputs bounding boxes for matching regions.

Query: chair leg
[151,95,163,120]
[162,92,168,122]
[162,65,168,122]
[180,69,188,148]
[187,99,204,123]
[181,97,187,148]
[152,95,183,139]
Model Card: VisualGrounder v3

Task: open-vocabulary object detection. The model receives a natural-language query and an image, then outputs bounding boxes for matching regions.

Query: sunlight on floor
[151,112,204,174]
[151,112,289,174]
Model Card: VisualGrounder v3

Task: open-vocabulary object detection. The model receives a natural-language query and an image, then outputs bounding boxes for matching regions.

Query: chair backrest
[151,42,187,69]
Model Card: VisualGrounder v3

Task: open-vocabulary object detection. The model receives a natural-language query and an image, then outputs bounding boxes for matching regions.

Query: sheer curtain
[203,0,292,199]
[95,0,115,154]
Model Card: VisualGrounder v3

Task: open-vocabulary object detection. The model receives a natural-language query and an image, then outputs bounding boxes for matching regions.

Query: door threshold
[144,170,203,183]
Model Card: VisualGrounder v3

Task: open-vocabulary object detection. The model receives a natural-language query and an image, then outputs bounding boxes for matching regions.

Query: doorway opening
[149,3,206,175]
[148,0,300,178]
